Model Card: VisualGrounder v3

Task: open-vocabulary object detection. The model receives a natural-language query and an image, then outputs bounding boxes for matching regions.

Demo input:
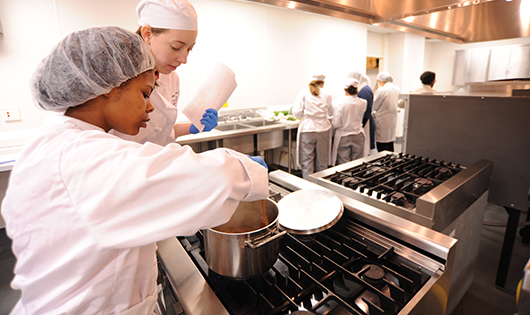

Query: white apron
[363,122,370,157]
[373,82,400,143]
[330,95,367,165]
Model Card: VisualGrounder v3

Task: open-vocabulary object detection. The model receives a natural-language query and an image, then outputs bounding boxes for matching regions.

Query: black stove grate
[178,215,432,315]
[326,153,464,209]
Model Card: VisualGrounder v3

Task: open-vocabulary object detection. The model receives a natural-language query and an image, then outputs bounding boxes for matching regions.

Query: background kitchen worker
[373,71,400,152]
[292,74,333,179]
[413,71,437,94]
[2,26,268,315]
[331,78,367,165]
[347,70,375,155]
[111,0,219,145]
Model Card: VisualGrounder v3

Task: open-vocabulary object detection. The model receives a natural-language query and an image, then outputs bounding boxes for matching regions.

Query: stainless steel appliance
[156,170,457,315]
[309,151,493,314]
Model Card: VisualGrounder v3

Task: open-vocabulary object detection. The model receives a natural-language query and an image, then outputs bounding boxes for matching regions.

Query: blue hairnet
[31,26,155,112]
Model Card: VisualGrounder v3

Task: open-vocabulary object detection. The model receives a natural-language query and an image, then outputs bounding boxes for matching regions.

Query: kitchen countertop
[0,118,299,172]
[176,118,299,145]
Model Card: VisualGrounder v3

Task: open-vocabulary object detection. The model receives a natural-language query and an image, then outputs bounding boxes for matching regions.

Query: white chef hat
[376,71,393,82]
[137,0,198,31]
[311,74,326,82]
[344,78,359,89]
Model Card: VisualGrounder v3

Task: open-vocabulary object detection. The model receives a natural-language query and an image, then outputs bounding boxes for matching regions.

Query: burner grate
[178,215,433,315]
[325,153,464,209]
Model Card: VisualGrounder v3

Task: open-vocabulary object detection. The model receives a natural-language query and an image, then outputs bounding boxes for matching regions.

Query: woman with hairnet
[373,71,401,152]
[347,71,375,155]
[2,26,268,315]
[292,74,333,179]
[331,78,367,165]
[111,0,218,145]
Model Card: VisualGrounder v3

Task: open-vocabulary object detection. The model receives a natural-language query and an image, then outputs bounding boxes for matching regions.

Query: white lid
[277,189,343,235]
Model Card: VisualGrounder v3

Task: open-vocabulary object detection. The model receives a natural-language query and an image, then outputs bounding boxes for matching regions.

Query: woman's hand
[189,108,219,134]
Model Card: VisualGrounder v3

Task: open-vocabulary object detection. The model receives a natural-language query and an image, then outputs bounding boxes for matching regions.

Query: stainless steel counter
[177,117,299,172]
[176,118,298,145]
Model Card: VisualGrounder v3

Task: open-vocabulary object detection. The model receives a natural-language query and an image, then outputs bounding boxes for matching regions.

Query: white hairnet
[376,71,393,83]
[311,74,326,82]
[347,71,371,90]
[344,78,359,89]
[31,26,155,112]
[137,0,198,31]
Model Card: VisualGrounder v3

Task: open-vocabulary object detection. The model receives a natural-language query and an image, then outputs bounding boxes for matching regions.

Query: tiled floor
[1,204,528,315]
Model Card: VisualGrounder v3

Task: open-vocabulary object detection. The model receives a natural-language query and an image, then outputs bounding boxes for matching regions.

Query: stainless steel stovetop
[156,170,457,315]
[310,151,493,232]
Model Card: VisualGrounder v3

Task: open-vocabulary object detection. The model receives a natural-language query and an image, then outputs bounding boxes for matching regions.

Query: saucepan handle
[244,230,287,249]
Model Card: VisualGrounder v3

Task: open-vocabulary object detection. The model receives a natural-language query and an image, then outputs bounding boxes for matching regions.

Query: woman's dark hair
[345,86,358,95]
[420,71,436,85]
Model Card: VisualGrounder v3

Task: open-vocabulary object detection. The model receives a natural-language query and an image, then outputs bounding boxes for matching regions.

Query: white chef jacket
[292,88,333,168]
[331,95,367,165]
[2,113,268,315]
[111,72,180,146]
[373,82,400,143]
[412,84,436,94]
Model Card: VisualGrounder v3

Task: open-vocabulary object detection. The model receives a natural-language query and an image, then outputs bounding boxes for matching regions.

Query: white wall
[384,33,425,93]
[0,0,368,140]
[386,33,404,89]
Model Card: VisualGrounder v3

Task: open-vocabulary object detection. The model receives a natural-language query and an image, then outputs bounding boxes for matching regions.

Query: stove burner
[361,264,386,288]
[412,178,434,195]
[434,166,454,180]
[389,192,407,207]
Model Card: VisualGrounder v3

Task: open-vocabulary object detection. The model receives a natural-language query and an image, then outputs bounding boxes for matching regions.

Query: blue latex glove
[248,155,268,170]
[189,108,218,134]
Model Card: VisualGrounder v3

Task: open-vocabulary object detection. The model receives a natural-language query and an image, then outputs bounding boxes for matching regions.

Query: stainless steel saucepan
[203,199,285,279]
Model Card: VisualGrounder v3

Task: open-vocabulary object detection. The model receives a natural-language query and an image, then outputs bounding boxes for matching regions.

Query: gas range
[309,152,493,314]
[325,153,463,210]
[156,170,457,315]
[310,151,493,232]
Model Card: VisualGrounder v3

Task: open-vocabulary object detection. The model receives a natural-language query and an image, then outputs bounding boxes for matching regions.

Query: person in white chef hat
[331,78,367,165]
[292,74,333,179]
[373,71,401,152]
[111,0,218,145]
[347,70,375,155]
[2,26,268,315]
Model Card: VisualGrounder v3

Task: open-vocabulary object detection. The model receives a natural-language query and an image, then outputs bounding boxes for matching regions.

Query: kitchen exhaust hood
[244,0,530,43]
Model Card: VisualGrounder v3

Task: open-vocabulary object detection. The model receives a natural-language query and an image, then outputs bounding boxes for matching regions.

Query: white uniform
[413,84,436,94]
[373,82,401,143]
[2,113,268,315]
[111,72,180,146]
[331,95,367,165]
[292,88,333,177]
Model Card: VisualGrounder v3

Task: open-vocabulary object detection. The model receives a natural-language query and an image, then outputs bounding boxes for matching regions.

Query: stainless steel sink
[215,123,252,131]
[240,120,280,127]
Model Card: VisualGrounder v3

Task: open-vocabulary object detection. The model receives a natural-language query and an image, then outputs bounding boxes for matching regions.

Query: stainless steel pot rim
[209,221,277,235]
[277,189,343,235]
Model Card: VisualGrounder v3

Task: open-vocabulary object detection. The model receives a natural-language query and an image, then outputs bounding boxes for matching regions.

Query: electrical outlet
[2,108,21,122]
